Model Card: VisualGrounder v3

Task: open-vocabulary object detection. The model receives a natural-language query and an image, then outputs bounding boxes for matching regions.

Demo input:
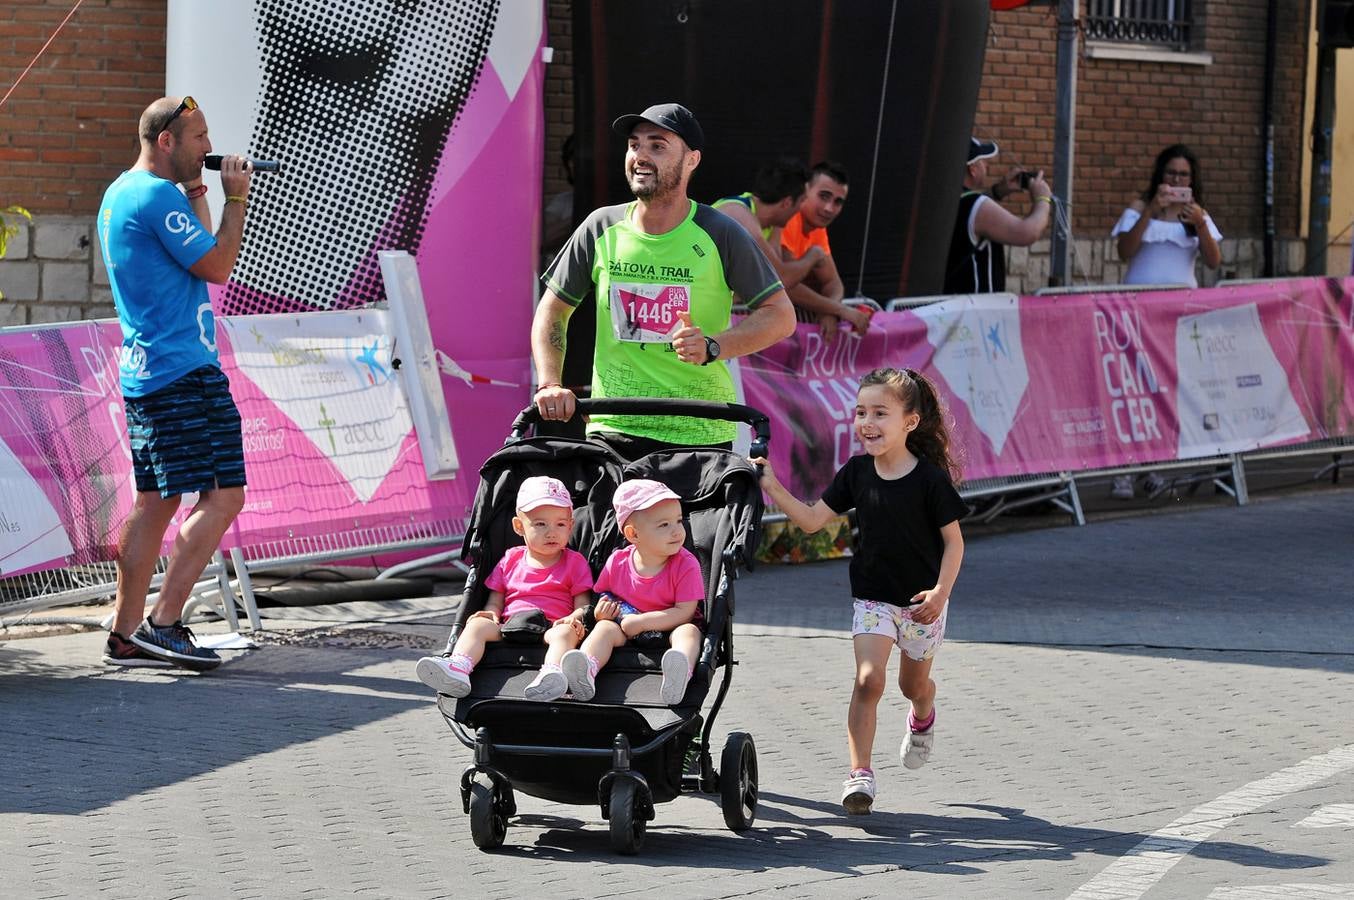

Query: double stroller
[435,398,769,854]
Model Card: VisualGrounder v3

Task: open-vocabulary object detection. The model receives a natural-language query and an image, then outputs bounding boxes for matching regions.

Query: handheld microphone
[204,154,283,174]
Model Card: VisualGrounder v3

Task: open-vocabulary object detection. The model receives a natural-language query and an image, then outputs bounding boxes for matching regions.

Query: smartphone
[1164,185,1193,204]
[1017,170,1035,190]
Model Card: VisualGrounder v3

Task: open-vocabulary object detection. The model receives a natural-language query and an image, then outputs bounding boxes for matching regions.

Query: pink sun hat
[612,479,682,528]
[516,476,573,514]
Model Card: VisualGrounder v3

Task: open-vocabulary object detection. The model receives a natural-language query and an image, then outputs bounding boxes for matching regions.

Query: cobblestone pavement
[2,489,1351,899]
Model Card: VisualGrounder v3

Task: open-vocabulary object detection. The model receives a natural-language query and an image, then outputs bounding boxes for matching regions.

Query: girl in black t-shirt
[754,367,966,816]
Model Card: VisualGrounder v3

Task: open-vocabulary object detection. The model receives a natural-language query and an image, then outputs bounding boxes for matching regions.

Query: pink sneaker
[561,649,596,701]
[659,648,690,705]
[415,655,471,697]
[524,666,567,701]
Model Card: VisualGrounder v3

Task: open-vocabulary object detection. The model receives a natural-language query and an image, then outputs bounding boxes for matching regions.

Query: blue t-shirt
[98,170,218,397]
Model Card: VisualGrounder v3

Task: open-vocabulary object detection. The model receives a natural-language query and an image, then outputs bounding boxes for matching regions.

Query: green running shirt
[543,199,783,444]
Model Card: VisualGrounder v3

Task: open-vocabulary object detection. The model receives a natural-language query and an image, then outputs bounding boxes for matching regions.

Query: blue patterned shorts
[124,366,246,498]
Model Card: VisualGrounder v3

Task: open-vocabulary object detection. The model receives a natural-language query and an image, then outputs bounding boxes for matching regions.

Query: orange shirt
[780,211,831,260]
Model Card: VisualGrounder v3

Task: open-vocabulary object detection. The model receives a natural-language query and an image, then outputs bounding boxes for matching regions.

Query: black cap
[968,137,999,163]
[611,103,705,152]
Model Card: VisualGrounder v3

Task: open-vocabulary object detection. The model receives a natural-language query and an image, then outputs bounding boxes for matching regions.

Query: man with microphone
[97,95,252,671]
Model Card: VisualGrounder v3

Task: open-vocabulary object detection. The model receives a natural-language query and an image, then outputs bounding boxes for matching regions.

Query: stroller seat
[449,445,760,718]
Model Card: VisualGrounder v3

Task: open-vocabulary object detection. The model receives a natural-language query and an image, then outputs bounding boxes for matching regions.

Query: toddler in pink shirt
[416,476,593,701]
[561,479,703,705]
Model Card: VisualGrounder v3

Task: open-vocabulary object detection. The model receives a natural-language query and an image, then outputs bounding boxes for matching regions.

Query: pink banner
[0,315,445,578]
[740,278,1354,500]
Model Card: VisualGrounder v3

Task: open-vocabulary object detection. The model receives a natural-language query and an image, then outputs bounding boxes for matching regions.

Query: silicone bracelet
[225,195,248,204]
[185,184,207,199]
[1037,196,1053,205]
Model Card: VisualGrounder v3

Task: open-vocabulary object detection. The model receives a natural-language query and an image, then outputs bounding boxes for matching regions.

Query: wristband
[1037,195,1053,205]
[225,195,248,204]
[185,184,208,199]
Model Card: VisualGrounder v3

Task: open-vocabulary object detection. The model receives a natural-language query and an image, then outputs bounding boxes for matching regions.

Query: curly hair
[857,367,962,485]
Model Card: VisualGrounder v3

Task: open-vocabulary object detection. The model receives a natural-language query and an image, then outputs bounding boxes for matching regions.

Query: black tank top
[943,191,1005,294]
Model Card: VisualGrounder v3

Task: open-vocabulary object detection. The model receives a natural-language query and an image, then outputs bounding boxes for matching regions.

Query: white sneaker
[659,648,691,705]
[524,667,567,701]
[1110,475,1135,499]
[841,770,876,815]
[902,726,935,769]
[561,649,596,701]
[415,656,471,698]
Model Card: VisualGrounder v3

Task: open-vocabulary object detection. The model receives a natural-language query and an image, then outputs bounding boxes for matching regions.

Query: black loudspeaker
[570,0,990,301]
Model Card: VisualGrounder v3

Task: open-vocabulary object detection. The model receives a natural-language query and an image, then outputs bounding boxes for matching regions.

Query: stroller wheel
[608,778,646,855]
[719,732,758,832]
[468,774,509,850]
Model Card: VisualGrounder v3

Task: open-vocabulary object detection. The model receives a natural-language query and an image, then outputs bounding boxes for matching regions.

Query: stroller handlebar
[510,397,771,452]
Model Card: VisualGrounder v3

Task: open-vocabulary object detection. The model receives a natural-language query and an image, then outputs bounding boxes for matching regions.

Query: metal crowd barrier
[1,521,467,632]
[224,518,467,630]
[1,552,244,629]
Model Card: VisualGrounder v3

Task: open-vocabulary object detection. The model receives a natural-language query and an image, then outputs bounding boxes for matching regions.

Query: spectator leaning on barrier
[531,102,795,461]
[777,160,871,342]
[943,137,1052,295]
[98,96,254,671]
[713,156,823,296]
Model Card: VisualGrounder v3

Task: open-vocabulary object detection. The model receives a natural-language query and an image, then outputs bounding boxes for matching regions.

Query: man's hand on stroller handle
[535,381,576,421]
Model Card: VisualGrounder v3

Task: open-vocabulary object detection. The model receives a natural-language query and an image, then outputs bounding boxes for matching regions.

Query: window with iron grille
[1085,0,1194,51]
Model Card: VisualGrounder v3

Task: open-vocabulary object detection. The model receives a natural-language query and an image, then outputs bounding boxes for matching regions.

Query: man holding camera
[943,137,1053,295]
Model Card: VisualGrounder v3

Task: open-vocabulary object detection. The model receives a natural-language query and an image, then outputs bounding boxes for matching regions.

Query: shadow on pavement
[732,490,1354,666]
[0,644,427,816]
[481,793,1327,875]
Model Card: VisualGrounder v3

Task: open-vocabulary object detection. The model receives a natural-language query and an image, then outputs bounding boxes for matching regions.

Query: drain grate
[253,627,441,651]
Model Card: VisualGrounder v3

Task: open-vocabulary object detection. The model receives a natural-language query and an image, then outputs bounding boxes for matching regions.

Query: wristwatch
[701,336,721,365]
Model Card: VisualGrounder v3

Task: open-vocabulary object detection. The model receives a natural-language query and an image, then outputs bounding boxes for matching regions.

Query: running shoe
[902,726,935,769]
[659,648,690,705]
[524,666,567,701]
[561,649,596,701]
[841,770,876,815]
[1110,475,1135,499]
[102,632,173,668]
[128,618,221,672]
[415,655,472,697]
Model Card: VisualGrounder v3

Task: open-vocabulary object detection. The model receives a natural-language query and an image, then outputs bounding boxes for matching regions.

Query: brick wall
[541,0,575,258]
[977,2,1313,291]
[0,2,1322,321]
[0,0,165,324]
[0,0,166,215]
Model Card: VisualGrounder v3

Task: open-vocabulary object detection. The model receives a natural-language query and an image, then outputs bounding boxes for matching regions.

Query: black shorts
[124,366,247,498]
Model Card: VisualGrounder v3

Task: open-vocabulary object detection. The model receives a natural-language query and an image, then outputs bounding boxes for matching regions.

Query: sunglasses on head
[161,95,198,132]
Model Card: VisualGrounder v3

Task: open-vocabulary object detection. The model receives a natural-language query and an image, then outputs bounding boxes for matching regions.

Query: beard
[628,154,683,202]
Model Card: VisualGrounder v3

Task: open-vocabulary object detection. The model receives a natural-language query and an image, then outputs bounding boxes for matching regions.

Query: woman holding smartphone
[1112,143,1222,288]
[1109,144,1223,500]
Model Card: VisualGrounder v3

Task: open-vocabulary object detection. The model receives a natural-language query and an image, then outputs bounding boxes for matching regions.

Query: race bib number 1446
[608,282,690,343]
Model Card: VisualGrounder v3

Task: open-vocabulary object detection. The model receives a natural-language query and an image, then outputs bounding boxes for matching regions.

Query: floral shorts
[851,598,947,661]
